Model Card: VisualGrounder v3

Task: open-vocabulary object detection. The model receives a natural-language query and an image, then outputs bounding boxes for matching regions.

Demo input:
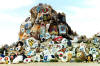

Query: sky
[0,0,100,46]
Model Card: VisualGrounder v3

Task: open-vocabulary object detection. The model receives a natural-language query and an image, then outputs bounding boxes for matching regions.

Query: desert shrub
[75,58,84,62]
[34,61,38,62]
[50,59,58,62]
[19,61,23,63]
[40,55,44,59]
[96,55,100,58]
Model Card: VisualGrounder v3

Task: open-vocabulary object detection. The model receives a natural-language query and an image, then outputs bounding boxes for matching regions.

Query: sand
[0,63,100,66]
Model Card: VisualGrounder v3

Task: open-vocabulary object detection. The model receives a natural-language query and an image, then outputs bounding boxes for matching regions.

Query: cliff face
[19,3,75,42]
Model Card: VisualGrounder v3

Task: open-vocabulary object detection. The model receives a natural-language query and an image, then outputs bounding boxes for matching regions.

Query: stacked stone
[19,3,74,43]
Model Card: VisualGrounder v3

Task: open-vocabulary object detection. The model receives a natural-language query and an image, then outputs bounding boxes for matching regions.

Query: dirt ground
[0,62,100,66]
